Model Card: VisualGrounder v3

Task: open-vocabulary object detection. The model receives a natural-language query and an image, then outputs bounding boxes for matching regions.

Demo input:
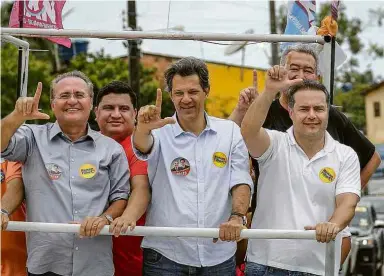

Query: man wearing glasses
[0,71,130,276]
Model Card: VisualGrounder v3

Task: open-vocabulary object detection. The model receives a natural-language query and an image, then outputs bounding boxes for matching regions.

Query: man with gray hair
[1,71,130,276]
[230,44,381,266]
[241,71,361,275]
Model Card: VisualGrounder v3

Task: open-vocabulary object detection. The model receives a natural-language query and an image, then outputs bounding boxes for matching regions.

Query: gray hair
[280,44,319,75]
[287,80,330,109]
[164,57,210,92]
[50,70,94,100]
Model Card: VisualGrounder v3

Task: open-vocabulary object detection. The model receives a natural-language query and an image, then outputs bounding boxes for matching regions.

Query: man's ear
[288,106,294,119]
[204,88,210,97]
[94,106,98,120]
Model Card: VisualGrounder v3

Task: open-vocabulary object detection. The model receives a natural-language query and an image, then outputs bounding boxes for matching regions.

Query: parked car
[361,195,384,221]
[345,202,384,276]
[372,144,384,179]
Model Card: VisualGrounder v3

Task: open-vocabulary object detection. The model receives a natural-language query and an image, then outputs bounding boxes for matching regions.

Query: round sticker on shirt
[0,170,5,182]
[79,164,97,179]
[45,163,62,180]
[170,157,190,176]
[319,167,336,183]
[212,152,227,168]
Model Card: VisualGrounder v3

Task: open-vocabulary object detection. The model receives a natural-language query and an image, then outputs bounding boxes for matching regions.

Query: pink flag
[9,0,71,48]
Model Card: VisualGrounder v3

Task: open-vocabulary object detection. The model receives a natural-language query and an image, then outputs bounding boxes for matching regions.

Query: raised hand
[14,82,50,121]
[137,88,175,132]
[264,65,303,95]
[236,70,259,112]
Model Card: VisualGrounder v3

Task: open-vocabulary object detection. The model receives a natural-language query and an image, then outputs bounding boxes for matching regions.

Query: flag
[280,0,317,52]
[9,0,71,48]
[331,0,340,21]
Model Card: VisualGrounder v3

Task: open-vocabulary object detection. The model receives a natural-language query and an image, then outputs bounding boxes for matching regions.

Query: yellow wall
[365,86,384,144]
[141,53,266,118]
[206,63,266,118]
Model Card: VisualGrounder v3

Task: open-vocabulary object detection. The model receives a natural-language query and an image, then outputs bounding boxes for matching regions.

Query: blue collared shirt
[133,114,253,267]
[2,122,130,276]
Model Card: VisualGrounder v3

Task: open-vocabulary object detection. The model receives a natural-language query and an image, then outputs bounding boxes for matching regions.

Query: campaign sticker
[45,163,62,180]
[0,170,5,182]
[212,152,227,168]
[79,164,97,179]
[319,167,336,183]
[170,157,190,176]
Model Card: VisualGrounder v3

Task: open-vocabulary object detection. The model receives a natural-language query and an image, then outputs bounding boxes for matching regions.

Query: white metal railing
[0,28,326,44]
[6,221,336,275]
[1,35,30,97]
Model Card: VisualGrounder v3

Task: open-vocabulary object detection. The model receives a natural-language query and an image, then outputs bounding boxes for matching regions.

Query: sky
[3,0,384,78]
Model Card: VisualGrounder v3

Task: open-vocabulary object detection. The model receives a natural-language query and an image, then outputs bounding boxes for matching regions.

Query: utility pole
[269,0,279,65]
[127,0,140,106]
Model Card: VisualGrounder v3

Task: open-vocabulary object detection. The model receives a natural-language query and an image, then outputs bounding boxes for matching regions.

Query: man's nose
[181,93,192,103]
[111,107,121,117]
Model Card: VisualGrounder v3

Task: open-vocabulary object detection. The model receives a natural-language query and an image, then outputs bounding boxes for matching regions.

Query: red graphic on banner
[9,0,71,48]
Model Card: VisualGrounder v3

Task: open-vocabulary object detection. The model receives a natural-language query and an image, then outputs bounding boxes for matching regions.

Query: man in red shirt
[1,160,27,276]
[95,81,150,276]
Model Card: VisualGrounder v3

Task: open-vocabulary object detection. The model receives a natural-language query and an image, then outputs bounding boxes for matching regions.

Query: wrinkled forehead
[54,77,89,94]
[286,52,316,69]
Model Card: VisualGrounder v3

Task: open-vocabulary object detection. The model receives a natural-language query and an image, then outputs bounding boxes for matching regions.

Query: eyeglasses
[55,92,89,100]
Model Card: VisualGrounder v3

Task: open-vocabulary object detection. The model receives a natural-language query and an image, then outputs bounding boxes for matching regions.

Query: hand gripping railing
[6,221,336,276]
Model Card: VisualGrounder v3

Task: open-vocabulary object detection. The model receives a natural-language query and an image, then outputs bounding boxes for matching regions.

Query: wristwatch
[1,209,10,216]
[103,214,114,225]
[230,212,247,226]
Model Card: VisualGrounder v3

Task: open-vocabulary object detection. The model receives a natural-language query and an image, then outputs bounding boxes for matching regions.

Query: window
[374,102,381,117]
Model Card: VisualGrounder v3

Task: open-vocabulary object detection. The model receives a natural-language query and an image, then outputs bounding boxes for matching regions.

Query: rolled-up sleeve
[131,131,161,162]
[1,125,34,163]
[229,125,253,191]
[108,145,130,202]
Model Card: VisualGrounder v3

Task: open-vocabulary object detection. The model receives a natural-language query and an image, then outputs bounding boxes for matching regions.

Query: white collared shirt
[133,114,253,267]
[247,127,361,276]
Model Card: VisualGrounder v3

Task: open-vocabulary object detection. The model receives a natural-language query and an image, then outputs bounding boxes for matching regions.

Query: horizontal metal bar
[0,28,326,44]
[1,34,30,48]
[6,221,317,239]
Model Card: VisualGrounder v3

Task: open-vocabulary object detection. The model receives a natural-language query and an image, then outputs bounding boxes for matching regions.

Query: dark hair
[96,81,137,108]
[50,70,93,100]
[287,80,330,109]
[164,57,210,92]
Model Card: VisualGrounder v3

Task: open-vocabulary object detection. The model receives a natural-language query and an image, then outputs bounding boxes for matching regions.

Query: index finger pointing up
[252,70,258,90]
[33,82,43,103]
[155,88,163,108]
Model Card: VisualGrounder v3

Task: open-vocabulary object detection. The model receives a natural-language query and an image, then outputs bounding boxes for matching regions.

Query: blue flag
[280,1,317,52]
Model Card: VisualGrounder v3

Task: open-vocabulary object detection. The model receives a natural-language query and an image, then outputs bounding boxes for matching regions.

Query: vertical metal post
[127,0,140,107]
[322,36,332,98]
[330,37,336,104]
[17,0,25,97]
[324,241,336,276]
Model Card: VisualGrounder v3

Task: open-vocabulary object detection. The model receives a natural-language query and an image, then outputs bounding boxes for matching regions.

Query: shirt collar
[49,121,98,143]
[287,126,335,153]
[171,112,217,137]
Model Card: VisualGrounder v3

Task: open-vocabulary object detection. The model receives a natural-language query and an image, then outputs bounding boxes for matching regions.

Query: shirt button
[71,176,75,179]
[71,159,74,162]
[73,192,76,196]
[74,210,78,214]
[75,247,79,250]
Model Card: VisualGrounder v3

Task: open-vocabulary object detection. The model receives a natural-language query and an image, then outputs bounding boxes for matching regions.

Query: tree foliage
[1,1,174,126]
[277,2,383,130]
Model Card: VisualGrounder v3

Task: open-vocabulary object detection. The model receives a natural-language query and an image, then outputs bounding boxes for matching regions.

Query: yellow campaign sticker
[213,152,227,168]
[356,206,367,212]
[79,164,97,179]
[319,167,336,183]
